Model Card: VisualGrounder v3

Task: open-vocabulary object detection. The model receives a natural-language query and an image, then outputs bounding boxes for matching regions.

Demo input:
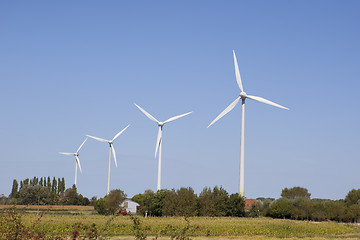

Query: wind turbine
[134,103,192,191]
[59,138,87,187]
[207,50,288,197]
[86,125,130,195]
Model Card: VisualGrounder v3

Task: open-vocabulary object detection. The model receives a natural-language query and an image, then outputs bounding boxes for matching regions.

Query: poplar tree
[34,176,39,185]
[61,177,66,193]
[47,176,51,190]
[52,177,57,193]
[10,179,19,198]
[57,178,61,194]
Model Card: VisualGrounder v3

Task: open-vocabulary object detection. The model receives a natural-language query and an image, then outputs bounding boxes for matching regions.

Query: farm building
[120,199,140,214]
[244,199,258,211]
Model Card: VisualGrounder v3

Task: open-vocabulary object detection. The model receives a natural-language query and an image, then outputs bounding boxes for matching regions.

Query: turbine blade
[233,50,244,92]
[86,135,109,143]
[76,138,88,153]
[112,124,130,142]
[246,95,289,110]
[76,156,82,173]
[163,111,193,124]
[155,126,162,158]
[111,145,118,168]
[207,96,241,128]
[59,152,74,156]
[134,103,159,123]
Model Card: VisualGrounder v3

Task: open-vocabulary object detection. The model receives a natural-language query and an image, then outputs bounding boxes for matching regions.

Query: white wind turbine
[86,125,130,195]
[134,103,192,191]
[207,50,289,197]
[59,138,87,187]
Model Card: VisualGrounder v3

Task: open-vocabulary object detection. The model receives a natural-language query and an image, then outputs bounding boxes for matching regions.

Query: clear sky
[0,1,359,200]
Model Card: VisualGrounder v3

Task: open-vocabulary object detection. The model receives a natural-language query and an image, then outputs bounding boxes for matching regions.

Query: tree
[57,178,61,194]
[281,187,311,199]
[94,189,127,215]
[94,198,107,215]
[18,185,53,205]
[212,186,228,216]
[89,196,97,206]
[176,187,198,216]
[60,185,83,205]
[47,176,51,190]
[10,179,19,198]
[132,189,155,216]
[269,198,294,219]
[227,194,245,217]
[345,204,360,223]
[163,187,198,216]
[52,177,57,193]
[345,189,360,206]
[149,189,170,216]
[105,189,126,215]
[61,178,66,193]
[198,186,229,217]
[198,187,215,216]
[257,198,275,217]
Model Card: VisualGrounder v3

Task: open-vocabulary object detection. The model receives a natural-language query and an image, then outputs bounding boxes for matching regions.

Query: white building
[120,199,140,214]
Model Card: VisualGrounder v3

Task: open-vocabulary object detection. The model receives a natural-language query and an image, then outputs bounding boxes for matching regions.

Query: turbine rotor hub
[240,92,247,99]
[158,122,164,126]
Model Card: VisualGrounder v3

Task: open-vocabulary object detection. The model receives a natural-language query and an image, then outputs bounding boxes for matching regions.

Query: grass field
[1,205,360,239]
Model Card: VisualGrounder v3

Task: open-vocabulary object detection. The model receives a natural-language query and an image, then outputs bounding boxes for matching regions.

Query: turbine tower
[207,50,288,197]
[134,103,192,191]
[86,125,130,195]
[59,138,87,187]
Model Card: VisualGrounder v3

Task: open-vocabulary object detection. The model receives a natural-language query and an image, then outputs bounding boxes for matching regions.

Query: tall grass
[1,206,360,239]
[18,215,360,238]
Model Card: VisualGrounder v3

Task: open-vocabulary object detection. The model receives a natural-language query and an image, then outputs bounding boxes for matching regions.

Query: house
[244,199,258,211]
[120,199,140,214]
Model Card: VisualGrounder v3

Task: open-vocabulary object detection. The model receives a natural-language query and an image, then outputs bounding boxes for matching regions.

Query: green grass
[1,206,360,239]
[20,215,360,238]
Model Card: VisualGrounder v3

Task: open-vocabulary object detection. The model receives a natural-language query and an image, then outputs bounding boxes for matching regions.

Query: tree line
[2,177,93,206]
[94,186,360,223]
[2,177,360,223]
[93,186,246,217]
[262,187,360,223]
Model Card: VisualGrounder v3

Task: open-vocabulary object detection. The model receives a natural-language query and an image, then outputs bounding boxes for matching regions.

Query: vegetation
[1,206,359,239]
[94,189,127,215]
[264,187,360,223]
[3,178,360,224]
[281,186,311,199]
[131,186,245,218]
[4,176,92,206]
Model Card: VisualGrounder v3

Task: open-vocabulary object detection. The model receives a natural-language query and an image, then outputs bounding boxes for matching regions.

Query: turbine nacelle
[158,122,164,127]
[240,92,247,99]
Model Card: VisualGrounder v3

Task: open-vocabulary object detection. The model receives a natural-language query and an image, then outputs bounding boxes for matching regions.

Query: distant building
[244,199,258,211]
[120,199,140,214]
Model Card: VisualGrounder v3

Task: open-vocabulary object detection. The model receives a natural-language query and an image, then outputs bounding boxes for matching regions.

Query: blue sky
[0,1,359,200]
